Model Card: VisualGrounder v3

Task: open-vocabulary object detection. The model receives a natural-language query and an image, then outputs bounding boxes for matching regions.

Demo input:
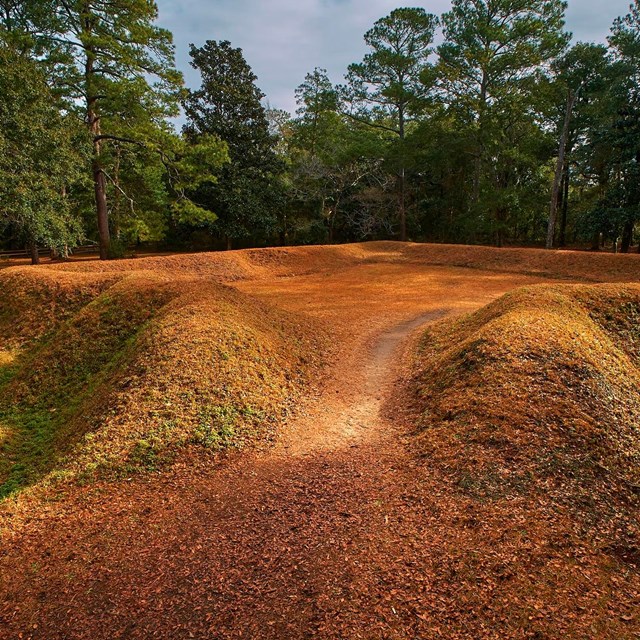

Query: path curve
[277,309,448,456]
[2,261,555,640]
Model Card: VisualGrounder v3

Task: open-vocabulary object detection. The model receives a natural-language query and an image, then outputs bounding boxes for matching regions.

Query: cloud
[565,0,631,43]
[156,0,634,117]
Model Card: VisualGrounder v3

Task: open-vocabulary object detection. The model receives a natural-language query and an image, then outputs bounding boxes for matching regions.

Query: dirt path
[0,264,552,639]
[278,310,447,456]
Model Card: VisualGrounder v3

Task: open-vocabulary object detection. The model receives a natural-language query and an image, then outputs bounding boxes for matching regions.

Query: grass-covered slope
[0,267,120,348]
[409,284,640,636]
[0,268,322,498]
[414,284,640,497]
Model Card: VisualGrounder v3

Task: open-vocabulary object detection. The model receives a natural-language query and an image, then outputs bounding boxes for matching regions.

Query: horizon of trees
[1,0,639,263]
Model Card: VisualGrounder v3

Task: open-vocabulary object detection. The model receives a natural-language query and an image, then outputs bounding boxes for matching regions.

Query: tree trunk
[279,210,287,246]
[226,237,232,251]
[398,170,406,242]
[93,155,110,259]
[591,232,600,251]
[84,10,111,260]
[621,220,634,253]
[547,91,575,249]
[559,164,570,247]
[472,72,489,206]
[112,145,123,240]
[27,242,40,265]
[495,210,506,247]
[556,169,564,224]
[328,195,341,245]
[398,104,407,242]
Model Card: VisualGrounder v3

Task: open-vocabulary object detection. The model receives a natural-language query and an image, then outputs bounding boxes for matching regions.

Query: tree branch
[101,169,136,214]
[94,134,145,146]
[343,111,400,135]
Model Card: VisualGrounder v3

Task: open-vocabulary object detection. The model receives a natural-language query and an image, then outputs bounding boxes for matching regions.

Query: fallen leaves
[0,243,639,638]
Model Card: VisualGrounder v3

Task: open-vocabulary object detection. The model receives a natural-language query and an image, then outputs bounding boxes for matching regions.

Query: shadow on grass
[0,291,160,499]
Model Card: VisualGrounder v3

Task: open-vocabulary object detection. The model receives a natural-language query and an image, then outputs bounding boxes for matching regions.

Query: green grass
[0,271,320,499]
[0,406,55,498]
[0,295,157,499]
[0,361,17,387]
[190,402,267,451]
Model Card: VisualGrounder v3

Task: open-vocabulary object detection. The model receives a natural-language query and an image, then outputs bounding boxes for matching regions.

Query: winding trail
[0,263,550,639]
[278,310,447,457]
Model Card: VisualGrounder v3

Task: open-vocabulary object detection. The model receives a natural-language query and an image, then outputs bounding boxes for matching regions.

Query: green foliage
[294,68,339,155]
[574,3,640,246]
[286,65,395,242]
[45,0,184,124]
[287,109,390,242]
[193,405,239,449]
[435,0,569,110]
[169,134,229,226]
[183,40,285,245]
[341,8,439,239]
[428,0,569,244]
[13,0,186,256]
[1,0,640,253]
[0,44,88,253]
[344,8,438,131]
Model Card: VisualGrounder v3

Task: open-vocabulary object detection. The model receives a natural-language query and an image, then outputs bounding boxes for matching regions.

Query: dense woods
[1,0,640,261]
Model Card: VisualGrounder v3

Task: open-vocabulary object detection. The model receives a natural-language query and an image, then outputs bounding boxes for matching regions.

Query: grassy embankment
[0,266,322,498]
[408,283,640,633]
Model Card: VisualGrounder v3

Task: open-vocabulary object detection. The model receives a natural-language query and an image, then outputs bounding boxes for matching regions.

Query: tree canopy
[0,44,87,261]
[183,40,285,248]
[2,1,640,260]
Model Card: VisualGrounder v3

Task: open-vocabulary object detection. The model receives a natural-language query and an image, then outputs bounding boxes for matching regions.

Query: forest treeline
[1,0,639,262]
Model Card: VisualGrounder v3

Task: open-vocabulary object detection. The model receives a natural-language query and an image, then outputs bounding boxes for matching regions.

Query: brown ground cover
[0,242,638,639]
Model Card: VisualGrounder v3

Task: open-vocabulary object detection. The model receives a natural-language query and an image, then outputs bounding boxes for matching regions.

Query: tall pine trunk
[398,105,407,242]
[547,90,575,249]
[84,12,111,260]
[93,151,110,259]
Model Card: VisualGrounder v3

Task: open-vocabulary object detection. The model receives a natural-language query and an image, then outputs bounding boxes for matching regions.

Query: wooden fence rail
[0,244,99,260]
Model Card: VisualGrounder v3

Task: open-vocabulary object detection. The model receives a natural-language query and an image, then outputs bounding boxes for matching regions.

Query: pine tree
[435,0,569,245]
[343,8,438,241]
[294,68,338,157]
[41,0,184,258]
[545,43,609,248]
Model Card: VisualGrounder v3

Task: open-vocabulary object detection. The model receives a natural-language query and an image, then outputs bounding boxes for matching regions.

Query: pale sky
[156,0,634,115]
